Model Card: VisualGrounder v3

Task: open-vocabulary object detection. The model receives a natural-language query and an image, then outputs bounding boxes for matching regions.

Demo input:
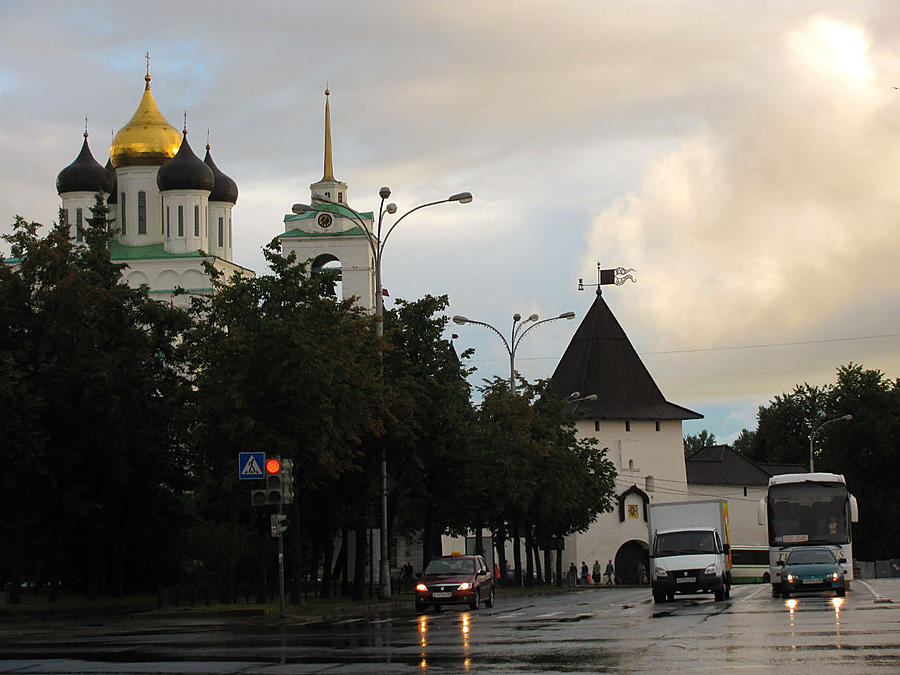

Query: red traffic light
[265,458,281,474]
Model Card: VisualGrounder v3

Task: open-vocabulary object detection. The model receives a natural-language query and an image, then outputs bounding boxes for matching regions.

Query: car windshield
[425,558,475,576]
[787,549,837,565]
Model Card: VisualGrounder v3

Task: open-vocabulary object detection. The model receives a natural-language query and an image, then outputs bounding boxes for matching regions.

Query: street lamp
[293,187,472,600]
[452,311,576,395]
[809,414,852,472]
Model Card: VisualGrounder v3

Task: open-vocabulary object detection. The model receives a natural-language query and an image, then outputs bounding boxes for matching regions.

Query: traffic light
[250,456,295,506]
[270,513,288,537]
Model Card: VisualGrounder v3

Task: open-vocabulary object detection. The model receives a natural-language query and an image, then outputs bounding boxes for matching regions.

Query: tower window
[325,192,330,198]
[161,196,165,234]
[228,217,232,248]
[194,204,200,237]
[166,206,170,238]
[138,191,146,234]
[120,192,126,234]
[625,421,631,432]
[178,205,184,237]
[338,192,343,203]
[76,208,83,242]
[646,475,655,492]
[62,209,68,227]
[218,217,223,247]
[655,421,661,432]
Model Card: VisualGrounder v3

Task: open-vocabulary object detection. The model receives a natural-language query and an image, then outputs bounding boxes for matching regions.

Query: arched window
[645,475,655,492]
[338,192,343,203]
[218,217,223,247]
[166,206,170,237]
[177,205,184,237]
[628,459,634,471]
[194,204,200,237]
[120,192,126,234]
[138,191,146,234]
[76,208,83,242]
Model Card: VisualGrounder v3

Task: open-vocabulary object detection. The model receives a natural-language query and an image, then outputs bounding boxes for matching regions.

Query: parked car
[415,553,495,612]
[778,546,846,599]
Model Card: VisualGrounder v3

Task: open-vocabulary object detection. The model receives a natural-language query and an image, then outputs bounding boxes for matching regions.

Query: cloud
[585,14,900,350]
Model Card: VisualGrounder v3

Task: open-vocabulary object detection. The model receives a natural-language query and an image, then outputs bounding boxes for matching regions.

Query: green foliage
[0,197,193,596]
[748,363,900,559]
[684,429,717,457]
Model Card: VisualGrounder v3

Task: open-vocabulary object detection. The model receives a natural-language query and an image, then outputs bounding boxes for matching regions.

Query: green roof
[279,225,367,239]
[108,241,205,261]
[283,202,373,224]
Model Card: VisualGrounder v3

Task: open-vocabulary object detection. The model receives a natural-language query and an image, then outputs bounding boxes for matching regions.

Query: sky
[2,0,899,444]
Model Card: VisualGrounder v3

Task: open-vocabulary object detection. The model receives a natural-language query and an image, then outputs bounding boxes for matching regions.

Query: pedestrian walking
[567,562,578,588]
[592,560,602,585]
[580,561,589,585]
[604,559,615,585]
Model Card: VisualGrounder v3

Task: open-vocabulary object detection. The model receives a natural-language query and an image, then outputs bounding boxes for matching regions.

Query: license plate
[676,577,695,583]
[801,579,821,585]
[433,591,452,598]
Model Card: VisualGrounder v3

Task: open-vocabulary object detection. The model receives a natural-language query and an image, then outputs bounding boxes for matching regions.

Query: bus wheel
[762,572,770,584]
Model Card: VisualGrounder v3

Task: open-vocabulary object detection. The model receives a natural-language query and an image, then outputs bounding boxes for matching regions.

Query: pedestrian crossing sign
[239,452,266,480]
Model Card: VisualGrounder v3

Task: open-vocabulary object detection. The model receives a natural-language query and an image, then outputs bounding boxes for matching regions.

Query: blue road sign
[239,452,266,480]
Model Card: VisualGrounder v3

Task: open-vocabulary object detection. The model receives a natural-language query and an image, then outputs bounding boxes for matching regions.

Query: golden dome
[109,75,181,168]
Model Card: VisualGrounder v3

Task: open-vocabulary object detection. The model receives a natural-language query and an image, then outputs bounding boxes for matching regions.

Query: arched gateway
[614,539,649,585]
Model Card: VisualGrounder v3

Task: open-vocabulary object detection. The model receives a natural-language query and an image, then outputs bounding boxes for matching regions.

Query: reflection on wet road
[1,581,899,673]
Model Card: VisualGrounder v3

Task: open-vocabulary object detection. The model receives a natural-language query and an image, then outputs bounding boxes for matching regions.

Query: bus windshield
[768,482,849,546]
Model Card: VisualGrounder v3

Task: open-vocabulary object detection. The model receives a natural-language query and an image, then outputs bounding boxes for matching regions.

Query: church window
[325,191,331,198]
[228,217,232,247]
[645,475,655,492]
[62,209,68,227]
[120,193,126,234]
[625,421,631,432]
[166,206,170,238]
[75,208,83,242]
[178,205,184,236]
[161,196,165,234]
[338,192,343,203]
[194,205,200,236]
[743,487,748,497]
[628,459,634,470]
[138,191,146,234]
[218,217,223,247]
[655,421,661,431]
[594,420,600,432]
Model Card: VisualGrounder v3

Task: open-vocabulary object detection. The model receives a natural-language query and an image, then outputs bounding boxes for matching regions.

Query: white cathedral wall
[162,190,209,254]
[207,202,232,261]
[116,166,163,246]
[59,192,101,242]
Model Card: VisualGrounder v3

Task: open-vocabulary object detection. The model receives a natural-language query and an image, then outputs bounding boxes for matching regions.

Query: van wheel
[653,592,666,604]
[762,572,771,584]
[715,587,725,601]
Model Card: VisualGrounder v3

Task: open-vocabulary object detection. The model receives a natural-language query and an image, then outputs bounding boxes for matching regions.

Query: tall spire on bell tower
[310,86,349,205]
[322,87,335,182]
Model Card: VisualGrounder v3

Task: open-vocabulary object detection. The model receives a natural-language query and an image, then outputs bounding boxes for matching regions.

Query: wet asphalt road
[1,580,899,673]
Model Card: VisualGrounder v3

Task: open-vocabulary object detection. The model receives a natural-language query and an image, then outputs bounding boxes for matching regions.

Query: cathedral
[55,63,251,306]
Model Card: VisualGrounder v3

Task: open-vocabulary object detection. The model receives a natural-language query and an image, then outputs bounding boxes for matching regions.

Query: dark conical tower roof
[157,131,214,192]
[550,289,702,421]
[56,133,110,195]
[204,145,238,204]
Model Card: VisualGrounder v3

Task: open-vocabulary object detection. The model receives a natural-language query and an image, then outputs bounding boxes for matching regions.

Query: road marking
[533,612,561,618]
[498,612,525,619]
[335,617,365,624]
[369,618,393,624]
[855,579,893,603]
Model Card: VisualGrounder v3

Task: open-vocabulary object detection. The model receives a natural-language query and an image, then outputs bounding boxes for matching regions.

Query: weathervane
[578,262,636,293]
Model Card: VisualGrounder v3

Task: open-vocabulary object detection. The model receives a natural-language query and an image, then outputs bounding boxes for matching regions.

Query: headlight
[704,565,717,576]
[655,567,667,577]
[415,583,428,592]
[786,574,794,582]
[458,582,472,590]
[831,572,840,581]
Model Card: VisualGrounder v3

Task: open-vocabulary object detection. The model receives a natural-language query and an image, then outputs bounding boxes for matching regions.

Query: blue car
[778,546,846,599]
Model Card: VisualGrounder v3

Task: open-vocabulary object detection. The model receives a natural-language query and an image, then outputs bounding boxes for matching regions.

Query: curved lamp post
[809,414,852,472]
[293,188,472,600]
[452,311,575,395]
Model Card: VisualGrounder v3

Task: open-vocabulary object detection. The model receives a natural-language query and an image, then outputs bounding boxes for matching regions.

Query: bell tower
[280,89,375,310]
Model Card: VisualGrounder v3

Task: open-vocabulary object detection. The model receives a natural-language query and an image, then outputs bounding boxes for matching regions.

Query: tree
[0,198,192,601]
[748,363,900,560]
[731,428,756,457]
[684,429,717,457]
[180,238,381,600]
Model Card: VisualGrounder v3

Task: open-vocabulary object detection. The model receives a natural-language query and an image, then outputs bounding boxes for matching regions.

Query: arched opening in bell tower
[311,253,343,300]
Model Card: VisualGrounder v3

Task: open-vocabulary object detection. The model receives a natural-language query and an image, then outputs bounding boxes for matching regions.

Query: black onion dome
[56,134,110,195]
[156,132,214,192]
[204,146,238,204]
[105,159,118,204]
